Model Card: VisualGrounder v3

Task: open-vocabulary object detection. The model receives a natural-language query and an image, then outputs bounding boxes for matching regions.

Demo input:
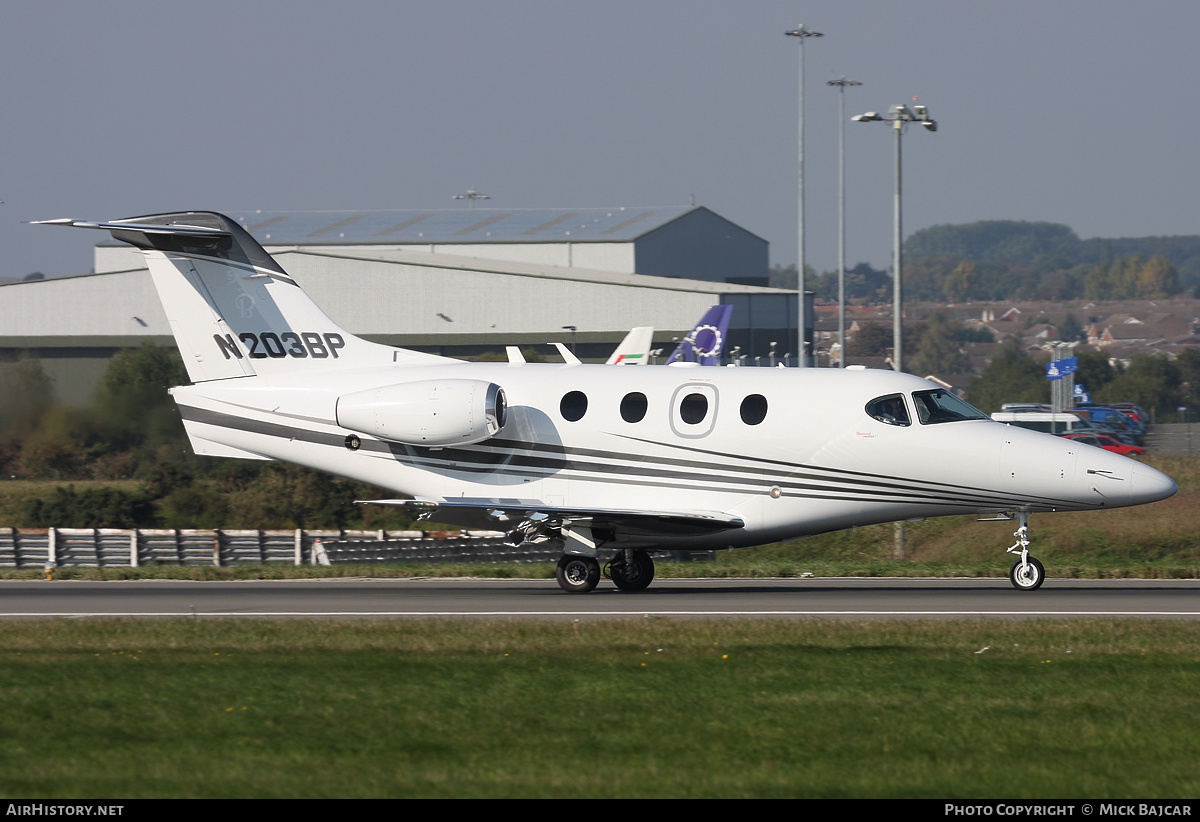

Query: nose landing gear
[1006,512,1045,591]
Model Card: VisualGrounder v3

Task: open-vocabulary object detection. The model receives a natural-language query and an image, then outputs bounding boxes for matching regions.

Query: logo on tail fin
[666,305,733,366]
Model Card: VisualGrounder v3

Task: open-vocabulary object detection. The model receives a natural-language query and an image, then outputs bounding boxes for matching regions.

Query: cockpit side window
[912,389,989,425]
[865,394,911,427]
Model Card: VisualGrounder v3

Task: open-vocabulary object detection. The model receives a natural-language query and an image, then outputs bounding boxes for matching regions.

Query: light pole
[827,76,861,367]
[852,103,936,561]
[785,23,823,367]
[851,103,937,373]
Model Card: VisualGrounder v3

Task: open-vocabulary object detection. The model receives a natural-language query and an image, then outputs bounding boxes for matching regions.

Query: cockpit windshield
[865,394,911,426]
[912,389,989,425]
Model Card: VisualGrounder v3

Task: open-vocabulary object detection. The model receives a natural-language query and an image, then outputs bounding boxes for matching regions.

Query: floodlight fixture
[784,24,824,40]
[452,187,490,209]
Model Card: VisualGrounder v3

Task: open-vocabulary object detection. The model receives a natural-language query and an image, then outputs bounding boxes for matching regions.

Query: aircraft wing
[357,497,745,537]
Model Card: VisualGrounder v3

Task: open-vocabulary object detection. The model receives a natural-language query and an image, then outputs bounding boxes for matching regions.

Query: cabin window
[669,384,719,438]
[679,393,709,425]
[865,394,911,427]
[912,389,989,425]
[560,391,588,422]
[620,392,648,423]
[740,394,768,425]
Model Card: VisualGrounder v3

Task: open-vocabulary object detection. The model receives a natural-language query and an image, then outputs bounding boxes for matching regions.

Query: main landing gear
[608,549,655,591]
[555,555,601,593]
[554,549,655,593]
[1006,511,1045,591]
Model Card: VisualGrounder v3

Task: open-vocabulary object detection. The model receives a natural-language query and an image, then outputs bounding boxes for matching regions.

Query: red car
[1060,432,1145,457]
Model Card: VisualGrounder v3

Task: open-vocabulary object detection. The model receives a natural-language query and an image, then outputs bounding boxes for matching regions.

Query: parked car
[1106,403,1151,426]
[1087,420,1139,446]
[1060,431,1145,457]
[991,411,1093,435]
[1073,406,1144,443]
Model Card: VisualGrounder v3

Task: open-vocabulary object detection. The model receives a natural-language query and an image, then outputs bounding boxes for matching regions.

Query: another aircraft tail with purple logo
[665,304,733,366]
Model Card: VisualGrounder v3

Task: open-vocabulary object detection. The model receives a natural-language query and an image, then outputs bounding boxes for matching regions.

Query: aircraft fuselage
[172,361,1175,550]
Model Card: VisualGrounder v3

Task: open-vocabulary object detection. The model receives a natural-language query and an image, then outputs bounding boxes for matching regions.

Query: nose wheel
[1006,512,1045,591]
[1009,556,1045,590]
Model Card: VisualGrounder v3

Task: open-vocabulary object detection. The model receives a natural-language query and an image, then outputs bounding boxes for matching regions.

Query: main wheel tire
[609,549,655,592]
[1009,557,1046,591]
[556,555,601,593]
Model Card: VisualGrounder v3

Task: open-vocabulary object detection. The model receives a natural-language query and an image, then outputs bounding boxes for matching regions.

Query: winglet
[551,342,581,365]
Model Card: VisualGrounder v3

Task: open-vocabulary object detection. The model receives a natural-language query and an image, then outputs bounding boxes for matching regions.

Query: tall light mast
[827,76,861,366]
[785,24,823,366]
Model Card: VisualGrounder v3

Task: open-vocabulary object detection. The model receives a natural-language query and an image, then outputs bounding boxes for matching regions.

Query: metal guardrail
[316,537,562,566]
[0,528,515,568]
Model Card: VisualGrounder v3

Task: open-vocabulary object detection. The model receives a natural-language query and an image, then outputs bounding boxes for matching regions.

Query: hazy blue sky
[4,1,1199,280]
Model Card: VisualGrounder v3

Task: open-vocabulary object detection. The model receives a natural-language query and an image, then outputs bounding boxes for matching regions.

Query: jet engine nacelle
[336,379,507,446]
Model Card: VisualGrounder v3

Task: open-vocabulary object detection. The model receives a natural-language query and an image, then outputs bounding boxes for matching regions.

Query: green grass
[0,619,1197,798]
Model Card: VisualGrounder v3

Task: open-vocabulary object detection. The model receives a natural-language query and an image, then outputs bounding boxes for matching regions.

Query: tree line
[771,220,1200,304]
[0,344,422,531]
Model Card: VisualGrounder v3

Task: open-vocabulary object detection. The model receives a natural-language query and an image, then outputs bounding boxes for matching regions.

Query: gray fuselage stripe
[177,404,1084,511]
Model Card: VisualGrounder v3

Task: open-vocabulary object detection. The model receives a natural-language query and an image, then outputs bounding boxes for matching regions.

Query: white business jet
[36,212,1177,592]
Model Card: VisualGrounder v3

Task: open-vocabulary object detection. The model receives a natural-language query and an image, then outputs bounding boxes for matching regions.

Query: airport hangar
[1,205,807,405]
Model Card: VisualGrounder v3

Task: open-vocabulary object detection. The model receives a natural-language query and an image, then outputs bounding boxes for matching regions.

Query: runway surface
[1,577,1198,619]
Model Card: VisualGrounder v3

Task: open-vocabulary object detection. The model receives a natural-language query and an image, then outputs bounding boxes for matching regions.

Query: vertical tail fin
[665,304,733,366]
[36,212,447,382]
[605,326,654,365]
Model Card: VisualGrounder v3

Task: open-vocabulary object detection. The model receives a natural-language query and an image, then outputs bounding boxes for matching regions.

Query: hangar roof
[279,246,785,294]
[217,206,706,245]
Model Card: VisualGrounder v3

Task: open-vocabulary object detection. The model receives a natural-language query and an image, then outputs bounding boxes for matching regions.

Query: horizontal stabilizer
[31,218,229,238]
[35,211,450,384]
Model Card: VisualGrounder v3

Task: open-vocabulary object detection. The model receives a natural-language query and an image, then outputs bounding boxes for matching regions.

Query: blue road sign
[1046,356,1078,380]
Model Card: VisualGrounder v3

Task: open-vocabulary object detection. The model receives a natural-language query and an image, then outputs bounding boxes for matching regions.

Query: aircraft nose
[1130,465,1178,504]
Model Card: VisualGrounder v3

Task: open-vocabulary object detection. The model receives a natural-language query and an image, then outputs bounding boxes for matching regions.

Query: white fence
[0,528,516,568]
